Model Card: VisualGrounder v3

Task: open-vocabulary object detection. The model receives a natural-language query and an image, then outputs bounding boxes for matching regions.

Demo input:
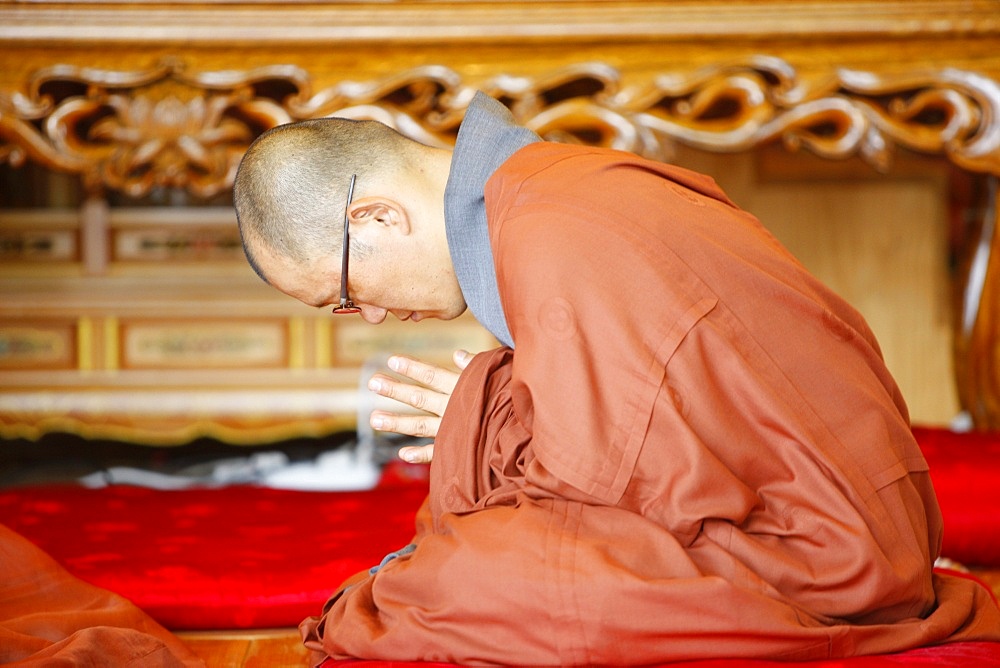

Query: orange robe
[302,143,1000,664]
[0,524,205,667]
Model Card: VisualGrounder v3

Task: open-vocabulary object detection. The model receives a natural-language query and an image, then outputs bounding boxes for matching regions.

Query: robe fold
[0,524,205,667]
[301,142,1000,665]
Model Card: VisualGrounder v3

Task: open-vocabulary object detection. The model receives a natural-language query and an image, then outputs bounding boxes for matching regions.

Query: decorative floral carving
[1,58,302,197]
[2,55,1000,430]
[2,56,998,197]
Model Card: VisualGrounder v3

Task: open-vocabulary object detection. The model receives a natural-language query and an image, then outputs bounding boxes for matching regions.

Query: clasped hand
[366,349,473,464]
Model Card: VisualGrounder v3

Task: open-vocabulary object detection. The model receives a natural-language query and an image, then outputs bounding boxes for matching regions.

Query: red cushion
[319,641,1000,667]
[0,465,429,630]
[913,426,1000,566]
[0,427,998,634]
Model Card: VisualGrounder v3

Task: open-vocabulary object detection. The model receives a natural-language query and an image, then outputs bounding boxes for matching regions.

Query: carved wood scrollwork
[623,57,1000,174]
[0,58,306,197]
[2,56,999,198]
[2,56,1000,428]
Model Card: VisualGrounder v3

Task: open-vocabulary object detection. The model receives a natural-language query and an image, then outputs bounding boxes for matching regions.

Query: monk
[233,91,1000,665]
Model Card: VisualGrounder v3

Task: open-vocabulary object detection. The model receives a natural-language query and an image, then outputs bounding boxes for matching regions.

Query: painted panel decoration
[335,319,498,367]
[122,320,287,369]
[0,323,75,369]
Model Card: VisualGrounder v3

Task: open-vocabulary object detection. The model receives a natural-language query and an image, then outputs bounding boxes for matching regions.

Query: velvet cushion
[913,426,1000,566]
[319,641,1000,668]
[0,428,997,633]
[0,463,430,630]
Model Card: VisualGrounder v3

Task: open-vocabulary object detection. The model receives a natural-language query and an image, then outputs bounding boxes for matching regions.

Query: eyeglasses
[332,174,362,314]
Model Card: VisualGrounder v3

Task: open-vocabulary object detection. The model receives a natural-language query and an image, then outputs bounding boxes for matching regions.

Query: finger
[370,410,442,439]
[368,374,450,416]
[453,349,475,370]
[398,442,434,464]
[387,355,460,394]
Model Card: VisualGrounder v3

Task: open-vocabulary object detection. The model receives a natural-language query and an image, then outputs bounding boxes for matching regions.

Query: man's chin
[442,304,469,321]
[406,303,468,323]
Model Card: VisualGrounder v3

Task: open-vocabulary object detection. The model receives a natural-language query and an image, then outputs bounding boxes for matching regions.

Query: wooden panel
[0,231,77,262]
[121,319,288,369]
[177,628,309,668]
[671,147,959,424]
[0,321,76,370]
[111,208,243,263]
[334,318,498,367]
[0,210,80,265]
[1,0,999,441]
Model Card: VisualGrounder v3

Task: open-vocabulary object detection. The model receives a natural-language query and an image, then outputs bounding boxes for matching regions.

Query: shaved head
[233,118,415,281]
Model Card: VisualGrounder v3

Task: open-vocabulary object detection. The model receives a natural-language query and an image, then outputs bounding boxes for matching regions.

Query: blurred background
[2,0,999,488]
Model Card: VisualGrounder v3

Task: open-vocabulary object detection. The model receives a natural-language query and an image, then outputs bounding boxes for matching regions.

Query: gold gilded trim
[2,58,998,197]
[0,412,355,446]
[288,317,305,369]
[104,316,119,371]
[315,318,332,369]
[77,317,93,371]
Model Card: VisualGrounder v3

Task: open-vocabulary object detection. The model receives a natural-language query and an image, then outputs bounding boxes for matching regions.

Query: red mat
[911,426,1000,565]
[0,463,430,630]
[665,644,1000,668]
[0,427,999,660]
[318,641,1000,668]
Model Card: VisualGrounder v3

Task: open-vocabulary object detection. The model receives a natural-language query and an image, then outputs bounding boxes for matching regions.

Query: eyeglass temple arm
[339,174,357,306]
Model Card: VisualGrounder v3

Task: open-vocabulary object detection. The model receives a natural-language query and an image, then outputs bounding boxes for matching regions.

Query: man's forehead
[253,243,335,308]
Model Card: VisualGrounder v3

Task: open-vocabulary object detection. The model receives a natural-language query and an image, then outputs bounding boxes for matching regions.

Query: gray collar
[444,92,540,348]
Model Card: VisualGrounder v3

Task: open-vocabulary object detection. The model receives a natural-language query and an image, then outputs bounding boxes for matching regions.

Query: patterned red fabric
[913,426,1000,566]
[0,463,429,630]
[320,641,1000,667]
[0,428,996,640]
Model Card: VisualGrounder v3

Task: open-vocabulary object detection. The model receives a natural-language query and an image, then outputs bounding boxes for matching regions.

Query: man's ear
[348,197,411,234]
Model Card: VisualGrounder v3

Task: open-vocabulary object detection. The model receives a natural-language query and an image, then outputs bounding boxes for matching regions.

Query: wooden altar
[1,1,999,444]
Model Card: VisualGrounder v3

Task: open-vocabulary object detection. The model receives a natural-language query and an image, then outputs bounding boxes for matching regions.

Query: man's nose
[360,305,388,324]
